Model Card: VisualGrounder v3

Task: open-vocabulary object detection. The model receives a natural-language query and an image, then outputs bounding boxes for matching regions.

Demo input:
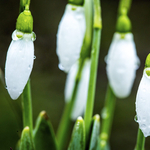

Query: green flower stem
[99,85,116,150]
[56,60,84,150]
[19,0,31,13]
[22,79,33,138]
[118,0,132,15]
[135,128,145,150]
[84,0,102,145]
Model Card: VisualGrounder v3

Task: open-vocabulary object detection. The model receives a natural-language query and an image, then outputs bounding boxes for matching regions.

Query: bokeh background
[0,0,150,149]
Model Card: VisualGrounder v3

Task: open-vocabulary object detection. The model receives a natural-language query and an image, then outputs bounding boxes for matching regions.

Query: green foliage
[89,114,100,150]
[68,117,85,150]
[33,111,57,150]
[19,126,35,150]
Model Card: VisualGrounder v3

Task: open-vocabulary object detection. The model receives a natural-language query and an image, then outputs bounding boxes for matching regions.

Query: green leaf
[33,111,57,150]
[19,126,35,150]
[89,114,100,150]
[68,116,85,150]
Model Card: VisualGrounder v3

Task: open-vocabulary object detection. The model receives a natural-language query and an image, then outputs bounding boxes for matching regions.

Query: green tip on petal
[116,14,131,33]
[16,6,33,33]
[145,53,150,68]
[68,0,84,6]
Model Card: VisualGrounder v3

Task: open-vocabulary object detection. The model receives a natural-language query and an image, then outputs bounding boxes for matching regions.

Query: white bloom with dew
[56,4,86,73]
[106,32,140,98]
[136,68,150,137]
[5,30,36,100]
[65,59,90,120]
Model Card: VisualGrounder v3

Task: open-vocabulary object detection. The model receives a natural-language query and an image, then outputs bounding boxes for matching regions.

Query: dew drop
[58,64,64,71]
[28,65,31,69]
[141,124,146,129]
[34,56,36,59]
[134,115,138,122]
[5,86,7,89]
[19,91,23,95]
[101,108,109,119]
[104,56,108,63]
[31,32,36,41]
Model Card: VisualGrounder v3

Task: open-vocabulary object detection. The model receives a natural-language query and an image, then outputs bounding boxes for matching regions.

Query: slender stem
[80,0,93,59]
[21,79,33,137]
[99,85,116,150]
[57,60,84,150]
[84,0,102,145]
[118,0,132,15]
[134,128,145,150]
[19,0,31,13]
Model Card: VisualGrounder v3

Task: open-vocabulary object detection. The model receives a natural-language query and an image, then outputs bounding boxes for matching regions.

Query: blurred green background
[0,0,150,149]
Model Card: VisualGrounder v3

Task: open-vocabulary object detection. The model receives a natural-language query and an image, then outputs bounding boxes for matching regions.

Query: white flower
[136,68,150,137]
[56,4,86,73]
[5,30,36,100]
[65,59,90,120]
[106,32,140,98]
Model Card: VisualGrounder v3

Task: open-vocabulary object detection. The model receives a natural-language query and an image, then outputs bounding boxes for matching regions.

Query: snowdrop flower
[5,6,36,100]
[106,32,139,98]
[56,4,86,73]
[136,55,150,137]
[65,59,90,120]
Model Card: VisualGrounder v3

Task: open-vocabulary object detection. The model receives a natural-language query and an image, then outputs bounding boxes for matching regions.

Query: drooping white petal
[5,30,35,100]
[136,68,150,137]
[56,4,86,73]
[106,32,140,98]
[65,59,90,120]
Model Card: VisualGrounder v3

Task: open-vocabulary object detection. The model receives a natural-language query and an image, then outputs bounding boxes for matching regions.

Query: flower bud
[5,30,36,100]
[65,59,90,120]
[56,4,86,73]
[106,32,140,98]
[136,67,150,137]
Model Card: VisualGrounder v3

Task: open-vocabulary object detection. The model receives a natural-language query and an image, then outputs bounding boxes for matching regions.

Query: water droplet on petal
[34,56,36,59]
[5,86,7,89]
[141,124,146,129]
[134,115,138,122]
[28,65,31,69]
[58,64,65,71]
[31,32,36,41]
[104,56,108,63]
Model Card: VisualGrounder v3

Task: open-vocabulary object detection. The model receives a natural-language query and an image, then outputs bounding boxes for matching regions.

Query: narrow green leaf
[89,114,100,150]
[19,126,34,150]
[68,116,85,150]
[33,111,57,150]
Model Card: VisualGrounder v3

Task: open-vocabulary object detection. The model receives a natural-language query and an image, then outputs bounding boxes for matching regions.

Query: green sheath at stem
[56,60,84,150]
[118,0,132,15]
[135,128,145,150]
[99,85,116,150]
[84,0,102,145]
[22,79,33,137]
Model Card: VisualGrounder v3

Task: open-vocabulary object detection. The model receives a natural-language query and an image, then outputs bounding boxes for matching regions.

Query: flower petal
[136,68,150,137]
[65,59,90,120]
[56,4,86,73]
[5,38,34,100]
[106,33,139,98]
